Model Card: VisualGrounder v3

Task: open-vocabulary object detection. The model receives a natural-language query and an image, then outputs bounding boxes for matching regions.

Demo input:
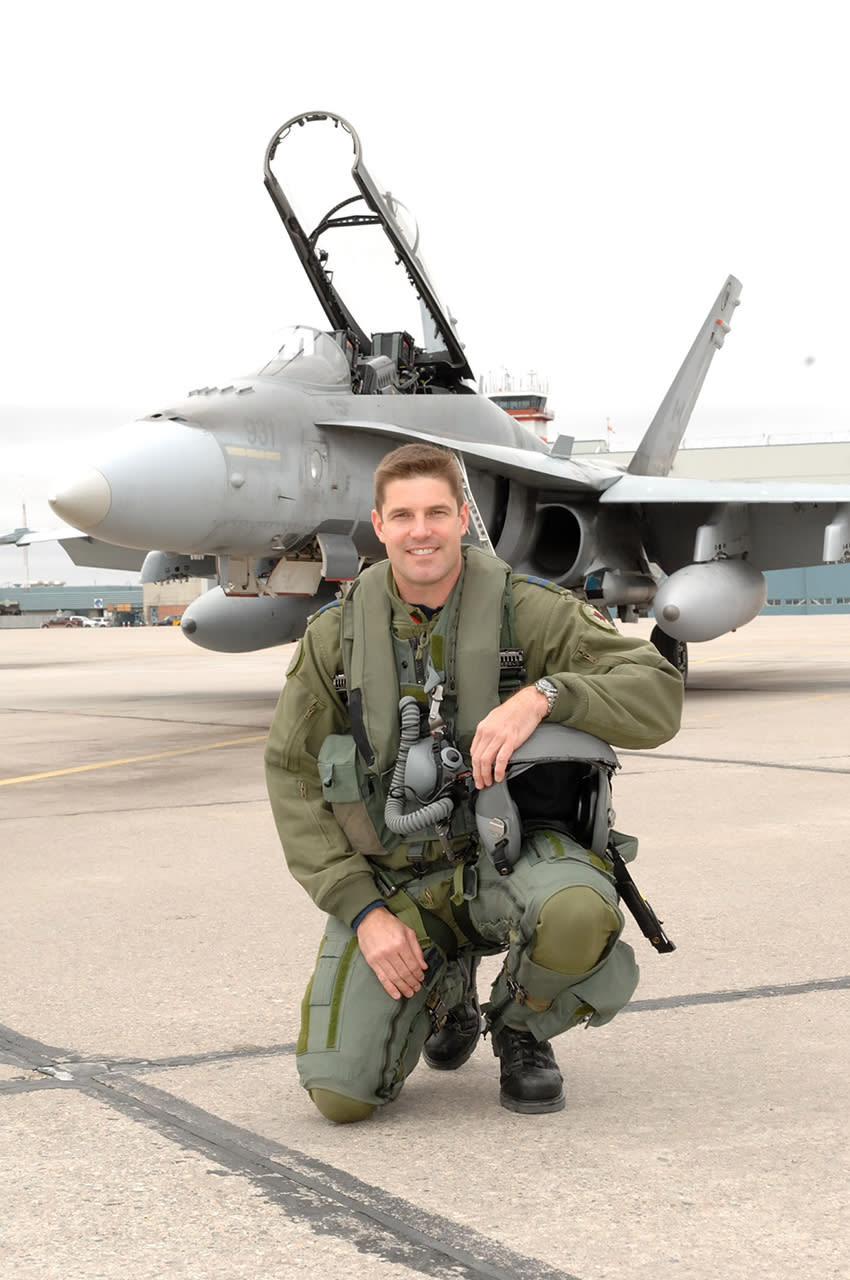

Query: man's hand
[356,907,427,1000]
[470,684,549,789]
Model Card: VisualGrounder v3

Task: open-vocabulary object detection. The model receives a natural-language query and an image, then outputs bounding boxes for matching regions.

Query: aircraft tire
[650,625,689,685]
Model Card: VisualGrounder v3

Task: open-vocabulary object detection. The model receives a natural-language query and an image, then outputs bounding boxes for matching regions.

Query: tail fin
[627,275,741,477]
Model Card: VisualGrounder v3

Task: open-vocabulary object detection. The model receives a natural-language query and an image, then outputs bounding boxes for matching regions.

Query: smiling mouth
[407,547,438,555]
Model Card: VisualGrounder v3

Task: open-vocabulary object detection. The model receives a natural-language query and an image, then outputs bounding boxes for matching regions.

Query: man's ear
[371,507,386,544]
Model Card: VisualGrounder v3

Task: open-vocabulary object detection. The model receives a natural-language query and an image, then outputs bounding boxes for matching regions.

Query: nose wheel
[650,625,688,683]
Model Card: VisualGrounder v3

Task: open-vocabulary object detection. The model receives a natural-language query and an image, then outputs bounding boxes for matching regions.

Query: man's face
[371,475,469,608]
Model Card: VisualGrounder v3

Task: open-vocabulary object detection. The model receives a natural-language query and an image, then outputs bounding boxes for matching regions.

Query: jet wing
[600,472,850,574]
[600,473,850,504]
[317,417,621,493]
[17,526,147,572]
[320,418,850,574]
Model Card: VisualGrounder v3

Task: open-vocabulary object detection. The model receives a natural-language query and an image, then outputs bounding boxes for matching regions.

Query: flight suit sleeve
[264,611,383,925]
[515,585,684,749]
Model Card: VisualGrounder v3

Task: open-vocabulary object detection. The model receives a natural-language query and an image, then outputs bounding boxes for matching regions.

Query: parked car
[41,616,73,628]
[155,615,183,626]
[68,615,97,627]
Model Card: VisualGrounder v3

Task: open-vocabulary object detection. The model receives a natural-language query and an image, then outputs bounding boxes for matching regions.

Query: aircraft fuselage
[49,377,549,561]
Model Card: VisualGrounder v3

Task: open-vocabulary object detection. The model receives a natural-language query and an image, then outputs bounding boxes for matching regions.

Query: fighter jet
[47,111,850,677]
[0,527,33,545]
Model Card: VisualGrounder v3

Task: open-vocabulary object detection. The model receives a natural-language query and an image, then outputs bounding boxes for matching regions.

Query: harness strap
[449,896,505,956]
[385,887,460,961]
[334,646,526,703]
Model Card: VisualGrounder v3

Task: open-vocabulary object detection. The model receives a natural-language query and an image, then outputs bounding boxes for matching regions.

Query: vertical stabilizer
[628,275,741,477]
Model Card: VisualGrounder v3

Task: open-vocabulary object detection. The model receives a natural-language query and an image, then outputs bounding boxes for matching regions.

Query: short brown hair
[374,443,464,513]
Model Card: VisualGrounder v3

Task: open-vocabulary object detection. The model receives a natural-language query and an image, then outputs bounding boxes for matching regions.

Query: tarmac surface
[2,616,848,1280]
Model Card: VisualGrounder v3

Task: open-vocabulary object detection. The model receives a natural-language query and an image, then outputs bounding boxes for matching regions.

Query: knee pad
[309,1088,377,1125]
[532,885,621,975]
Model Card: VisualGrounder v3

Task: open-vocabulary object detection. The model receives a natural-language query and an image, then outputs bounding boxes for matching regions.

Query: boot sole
[499,1088,566,1114]
[422,1018,483,1071]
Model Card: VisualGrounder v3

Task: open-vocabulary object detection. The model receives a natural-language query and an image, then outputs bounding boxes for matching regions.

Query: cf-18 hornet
[40,111,850,676]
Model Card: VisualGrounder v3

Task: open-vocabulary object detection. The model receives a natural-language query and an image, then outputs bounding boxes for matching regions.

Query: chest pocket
[317,734,399,859]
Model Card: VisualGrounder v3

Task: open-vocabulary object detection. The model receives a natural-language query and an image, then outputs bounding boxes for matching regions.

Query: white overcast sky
[2,0,849,584]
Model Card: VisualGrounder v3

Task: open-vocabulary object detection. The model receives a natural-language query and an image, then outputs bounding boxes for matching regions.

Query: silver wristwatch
[534,677,558,718]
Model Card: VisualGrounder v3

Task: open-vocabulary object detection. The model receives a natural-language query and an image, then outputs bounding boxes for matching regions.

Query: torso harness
[319,546,523,871]
[317,545,676,951]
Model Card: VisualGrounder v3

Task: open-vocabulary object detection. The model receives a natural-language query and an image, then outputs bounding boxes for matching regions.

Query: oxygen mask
[402,734,465,804]
[384,695,469,839]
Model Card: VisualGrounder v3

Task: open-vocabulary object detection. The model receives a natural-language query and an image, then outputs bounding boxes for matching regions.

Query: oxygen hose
[384,696,455,835]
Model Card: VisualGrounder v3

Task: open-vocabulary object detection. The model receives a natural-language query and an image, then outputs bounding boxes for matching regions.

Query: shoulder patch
[580,602,619,633]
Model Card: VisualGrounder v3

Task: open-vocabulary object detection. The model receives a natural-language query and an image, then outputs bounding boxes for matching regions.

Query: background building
[0,581,210,628]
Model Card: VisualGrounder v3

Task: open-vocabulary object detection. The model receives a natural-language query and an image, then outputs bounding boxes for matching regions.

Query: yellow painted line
[0,734,268,787]
[225,446,281,461]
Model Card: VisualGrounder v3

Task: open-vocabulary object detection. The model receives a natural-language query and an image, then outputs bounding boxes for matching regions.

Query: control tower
[482,371,554,442]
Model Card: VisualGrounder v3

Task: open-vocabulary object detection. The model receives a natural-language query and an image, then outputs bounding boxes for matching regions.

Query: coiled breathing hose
[384,696,455,835]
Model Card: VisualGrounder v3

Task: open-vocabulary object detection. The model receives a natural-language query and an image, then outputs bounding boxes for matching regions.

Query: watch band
[534,678,558,718]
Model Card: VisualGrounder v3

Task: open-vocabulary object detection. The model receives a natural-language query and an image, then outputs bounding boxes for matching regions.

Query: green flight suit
[265,548,683,1114]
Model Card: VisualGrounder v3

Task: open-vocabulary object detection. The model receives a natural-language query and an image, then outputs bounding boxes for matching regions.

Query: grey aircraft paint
[35,110,850,668]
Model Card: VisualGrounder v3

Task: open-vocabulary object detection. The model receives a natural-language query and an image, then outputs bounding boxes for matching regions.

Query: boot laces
[499,1028,556,1072]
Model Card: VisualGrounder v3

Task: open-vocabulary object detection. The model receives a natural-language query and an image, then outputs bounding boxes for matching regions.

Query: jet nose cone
[49,469,112,531]
[46,419,229,551]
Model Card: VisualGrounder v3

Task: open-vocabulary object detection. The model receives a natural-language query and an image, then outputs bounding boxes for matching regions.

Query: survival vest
[317,546,525,867]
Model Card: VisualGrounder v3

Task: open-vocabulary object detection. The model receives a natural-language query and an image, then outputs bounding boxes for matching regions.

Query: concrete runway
[2,617,848,1280]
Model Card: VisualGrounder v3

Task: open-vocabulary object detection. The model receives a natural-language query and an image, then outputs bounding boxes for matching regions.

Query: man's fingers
[492,744,511,783]
[375,951,427,1000]
[356,908,427,999]
[377,966,421,1000]
[471,687,547,789]
[472,732,511,788]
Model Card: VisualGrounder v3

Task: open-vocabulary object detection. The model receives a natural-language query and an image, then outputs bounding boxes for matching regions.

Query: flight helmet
[474,724,620,875]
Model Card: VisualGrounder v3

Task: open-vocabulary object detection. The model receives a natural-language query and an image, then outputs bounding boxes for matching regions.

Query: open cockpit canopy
[263,111,473,392]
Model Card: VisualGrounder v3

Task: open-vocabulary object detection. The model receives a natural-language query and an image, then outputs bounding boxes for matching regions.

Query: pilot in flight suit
[265,443,683,1121]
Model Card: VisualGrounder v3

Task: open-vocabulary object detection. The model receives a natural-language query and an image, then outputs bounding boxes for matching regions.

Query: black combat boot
[423,958,482,1071]
[491,1025,565,1113]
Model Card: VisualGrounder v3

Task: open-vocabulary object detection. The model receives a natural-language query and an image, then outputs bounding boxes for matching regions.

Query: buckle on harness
[372,867,400,898]
[504,966,529,1006]
[489,833,513,877]
[406,842,427,873]
[426,989,452,1030]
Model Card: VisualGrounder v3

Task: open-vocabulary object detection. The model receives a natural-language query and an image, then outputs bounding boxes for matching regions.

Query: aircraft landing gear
[650,625,688,684]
